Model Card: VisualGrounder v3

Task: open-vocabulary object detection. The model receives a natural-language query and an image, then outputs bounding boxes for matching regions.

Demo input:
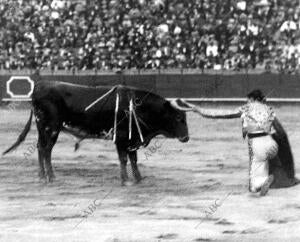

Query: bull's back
[33,81,112,110]
[32,81,156,133]
[32,81,161,112]
[32,82,117,131]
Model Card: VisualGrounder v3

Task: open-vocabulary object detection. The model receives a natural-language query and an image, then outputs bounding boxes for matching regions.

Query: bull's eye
[176,115,181,122]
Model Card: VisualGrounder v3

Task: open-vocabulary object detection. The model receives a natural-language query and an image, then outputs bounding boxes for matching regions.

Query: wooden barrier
[1,71,300,103]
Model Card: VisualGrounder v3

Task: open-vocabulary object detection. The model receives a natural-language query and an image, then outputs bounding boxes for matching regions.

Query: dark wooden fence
[1,71,300,103]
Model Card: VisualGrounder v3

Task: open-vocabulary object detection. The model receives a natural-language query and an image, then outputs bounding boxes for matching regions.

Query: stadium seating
[0,0,299,71]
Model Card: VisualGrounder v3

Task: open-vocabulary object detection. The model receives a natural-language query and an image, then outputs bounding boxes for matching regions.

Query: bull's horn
[178,99,197,109]
[170,99,194,112]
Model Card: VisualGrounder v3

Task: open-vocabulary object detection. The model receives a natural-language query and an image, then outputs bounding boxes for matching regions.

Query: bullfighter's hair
[247,89,266,102]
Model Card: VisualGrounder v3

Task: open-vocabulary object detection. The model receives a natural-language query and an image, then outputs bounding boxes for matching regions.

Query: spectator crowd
[1,0,300,72]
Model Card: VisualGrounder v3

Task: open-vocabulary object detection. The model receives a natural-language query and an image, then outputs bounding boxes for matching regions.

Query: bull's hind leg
[35,105,61,182]
[37,141,45,180]
[44,145,55,182]
[36,112,47,180]
[37,126,60,182]
[116,144,129,185]
[128,150,142,183]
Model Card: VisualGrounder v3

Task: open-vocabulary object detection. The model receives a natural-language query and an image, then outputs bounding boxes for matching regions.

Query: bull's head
[162,99,194,143]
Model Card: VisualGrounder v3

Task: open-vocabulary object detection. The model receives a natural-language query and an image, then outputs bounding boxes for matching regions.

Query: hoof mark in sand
[207,179,216,182]
[138,210,157,215]
[223,230,237,234]
[74,155,86,160]
[79,184,96,189]
[156,233,178,240]
[215,219,234,225]
[97,154,108,159]
[102,213,118,218]
[230,191,243,195]
[44,214,82,221]
[45,202,56,206]
[58,192,78,196]
[285,204,300,209]
[194,238,213,242]
[240,227,265,234]
[268,219,288,224]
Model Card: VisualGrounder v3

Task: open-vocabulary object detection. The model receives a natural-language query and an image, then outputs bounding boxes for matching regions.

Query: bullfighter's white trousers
[248,135,278,192]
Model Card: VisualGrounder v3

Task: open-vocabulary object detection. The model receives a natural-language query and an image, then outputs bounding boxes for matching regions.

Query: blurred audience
[1,0,300,72]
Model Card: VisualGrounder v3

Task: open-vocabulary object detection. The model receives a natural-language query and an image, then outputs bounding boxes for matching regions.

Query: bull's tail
[2,110,33,155]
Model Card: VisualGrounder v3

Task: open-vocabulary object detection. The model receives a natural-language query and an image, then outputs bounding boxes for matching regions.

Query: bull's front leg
[128,150,142,183]
[116,144,129,185]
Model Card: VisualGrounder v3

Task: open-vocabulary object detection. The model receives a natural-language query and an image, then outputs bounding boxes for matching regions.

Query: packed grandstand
[0,0,299,71]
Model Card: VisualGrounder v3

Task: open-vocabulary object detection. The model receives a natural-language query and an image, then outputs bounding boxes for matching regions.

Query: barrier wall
[1,72,300,103]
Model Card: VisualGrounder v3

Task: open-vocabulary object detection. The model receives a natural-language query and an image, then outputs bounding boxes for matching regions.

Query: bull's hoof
[38,177,47,184]
[46,174,55,183]
[134,176,143,184]
[38,172,46,180]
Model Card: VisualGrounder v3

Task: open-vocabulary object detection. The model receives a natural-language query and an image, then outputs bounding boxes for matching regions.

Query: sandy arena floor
[0,105,299,242]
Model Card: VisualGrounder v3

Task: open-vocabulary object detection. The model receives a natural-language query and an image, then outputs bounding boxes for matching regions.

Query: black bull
[3,81,189,184]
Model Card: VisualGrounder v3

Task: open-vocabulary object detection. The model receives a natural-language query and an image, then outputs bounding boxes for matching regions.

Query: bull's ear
[160,101,172,115]
[163,101,172,109]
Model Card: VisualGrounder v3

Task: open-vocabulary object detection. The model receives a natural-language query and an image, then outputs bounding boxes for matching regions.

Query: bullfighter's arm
[192,106,242,119]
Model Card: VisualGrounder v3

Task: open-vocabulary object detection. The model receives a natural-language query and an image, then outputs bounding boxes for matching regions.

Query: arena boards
[168,98,300,103]
[4,97,300,103]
